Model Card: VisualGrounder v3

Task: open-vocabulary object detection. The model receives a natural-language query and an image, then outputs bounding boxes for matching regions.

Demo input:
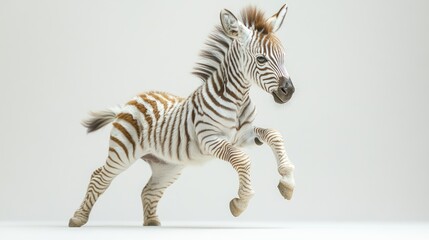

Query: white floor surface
[1,222,428,240]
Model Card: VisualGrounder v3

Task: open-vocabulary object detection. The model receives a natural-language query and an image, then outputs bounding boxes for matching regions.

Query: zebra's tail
[82,106,122,133]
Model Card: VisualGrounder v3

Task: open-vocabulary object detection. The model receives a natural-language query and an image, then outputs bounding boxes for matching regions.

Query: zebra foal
[69,4,296,227]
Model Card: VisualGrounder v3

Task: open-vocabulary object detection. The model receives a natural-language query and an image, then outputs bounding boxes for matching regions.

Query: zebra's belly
[148,138,213,165]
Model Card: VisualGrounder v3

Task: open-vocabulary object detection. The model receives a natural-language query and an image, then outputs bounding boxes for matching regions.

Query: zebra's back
[112,91,204,164]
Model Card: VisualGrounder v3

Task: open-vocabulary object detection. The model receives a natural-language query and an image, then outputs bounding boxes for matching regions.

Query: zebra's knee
[278,163,294,177]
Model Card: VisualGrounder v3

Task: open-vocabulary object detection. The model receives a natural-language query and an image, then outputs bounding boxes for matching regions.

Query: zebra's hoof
[278,179,294,200]
[229,198,248,217]
[68,217,87,227]
[144,218,161,226]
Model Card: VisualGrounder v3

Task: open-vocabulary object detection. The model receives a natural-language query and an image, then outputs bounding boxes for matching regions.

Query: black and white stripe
[69,5,295,227]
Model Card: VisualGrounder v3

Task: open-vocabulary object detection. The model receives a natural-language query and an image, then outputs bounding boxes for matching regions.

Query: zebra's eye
[256,56,268,64]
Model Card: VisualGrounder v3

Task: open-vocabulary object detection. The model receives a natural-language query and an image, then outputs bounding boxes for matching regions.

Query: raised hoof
[278,179,294,200]
[144,218,161,226]
[229,198,248,217]
[68,217,88,227]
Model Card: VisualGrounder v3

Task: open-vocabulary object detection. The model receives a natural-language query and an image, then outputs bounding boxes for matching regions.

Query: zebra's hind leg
[69,165,113,227]
[68,159,136,227]
[141,154,184,226]
[69,131,142,227]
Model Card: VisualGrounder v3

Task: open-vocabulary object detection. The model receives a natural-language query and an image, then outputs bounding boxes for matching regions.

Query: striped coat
[69,4,296,227]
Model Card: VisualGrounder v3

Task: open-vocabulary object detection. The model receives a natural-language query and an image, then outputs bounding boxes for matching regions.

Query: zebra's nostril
[280,87,288,95]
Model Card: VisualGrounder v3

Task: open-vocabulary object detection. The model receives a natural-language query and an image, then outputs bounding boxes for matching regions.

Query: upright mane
[192,6,273,82]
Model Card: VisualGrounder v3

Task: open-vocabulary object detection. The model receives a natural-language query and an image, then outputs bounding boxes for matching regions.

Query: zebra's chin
[272,91,292,104]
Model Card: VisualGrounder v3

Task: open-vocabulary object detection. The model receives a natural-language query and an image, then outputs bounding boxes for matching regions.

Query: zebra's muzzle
[273,77,294,104]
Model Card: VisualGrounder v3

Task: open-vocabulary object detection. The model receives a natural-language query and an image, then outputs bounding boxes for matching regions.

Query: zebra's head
[220,5,294,104]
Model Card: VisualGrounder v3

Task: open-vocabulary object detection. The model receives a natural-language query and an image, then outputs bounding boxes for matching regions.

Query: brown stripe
[140,94,160,120]
[200,92,235,122]
[225,87,239,101]
[108,147,121,162]
[160,92,185,103]
[227,75,245,96]
[159,92,174,102]
[104,160,117,175]
[168,107,180,157]
[147,93,166,148]
[206,86,235,111]
[151,93,172,150]
[214,73,234,104]
[113,122,136,157]
[240,99,251,116]
[191,109,196,123]
[162,111,174,155]
[117,113,140,140]
[128,100,151,147]
[176,106,184,160]
[184,107,191,160]
[191,94,203,115]
[158,114,167,152]
[110,136,129,159]
[149,92,168,110]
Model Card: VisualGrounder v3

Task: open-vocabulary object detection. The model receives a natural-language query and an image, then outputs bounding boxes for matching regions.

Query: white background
[0,0,428,224]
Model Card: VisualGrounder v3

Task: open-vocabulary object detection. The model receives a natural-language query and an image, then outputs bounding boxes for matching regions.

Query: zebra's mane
[192,6,273,82]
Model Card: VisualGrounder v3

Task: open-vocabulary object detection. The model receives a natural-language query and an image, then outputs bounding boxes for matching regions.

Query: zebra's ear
[220,9,251,41]
[266,4,288,32]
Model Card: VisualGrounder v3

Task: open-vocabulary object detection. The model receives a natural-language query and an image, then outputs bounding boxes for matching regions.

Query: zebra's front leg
[203,138,254,217]
[141,155,184,226]
[254,127,295,200]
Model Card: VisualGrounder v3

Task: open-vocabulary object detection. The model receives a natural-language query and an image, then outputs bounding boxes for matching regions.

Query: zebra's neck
[205,42,251,108]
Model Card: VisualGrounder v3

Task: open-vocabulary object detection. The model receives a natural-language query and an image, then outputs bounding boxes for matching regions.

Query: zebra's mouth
[272,91,292,104]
